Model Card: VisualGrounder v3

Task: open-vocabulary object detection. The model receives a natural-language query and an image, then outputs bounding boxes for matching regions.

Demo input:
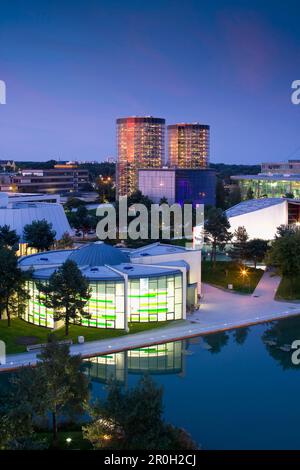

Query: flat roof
[231,174,300,181]
[130,242,193,258]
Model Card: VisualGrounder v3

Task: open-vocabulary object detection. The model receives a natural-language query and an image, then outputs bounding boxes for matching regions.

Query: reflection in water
[83,341,186,384]
[203,331,229,354]
[262,317,300,370]
[233,327,249,345]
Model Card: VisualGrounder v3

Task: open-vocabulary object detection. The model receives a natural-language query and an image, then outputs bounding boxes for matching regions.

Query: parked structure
[116,116,165,197]
[168,123,210,168]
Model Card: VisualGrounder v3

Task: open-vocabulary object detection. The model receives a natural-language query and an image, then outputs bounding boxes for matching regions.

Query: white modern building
[0,192,71,255]
[19,241,202,330]
[226,198,300,240]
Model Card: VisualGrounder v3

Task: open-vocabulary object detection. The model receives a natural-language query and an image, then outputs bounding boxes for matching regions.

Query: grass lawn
[202,261,264,294]
[0,318,185,354]
[275,276,300,301]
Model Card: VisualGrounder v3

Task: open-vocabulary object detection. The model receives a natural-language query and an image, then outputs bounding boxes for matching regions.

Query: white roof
[0,202,71,241]
[226,198,290,218]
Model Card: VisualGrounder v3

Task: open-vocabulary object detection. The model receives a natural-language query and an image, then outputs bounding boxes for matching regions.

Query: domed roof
[68,241,130,267]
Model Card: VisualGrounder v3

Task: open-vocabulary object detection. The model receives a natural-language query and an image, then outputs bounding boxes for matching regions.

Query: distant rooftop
[231,174,300,181]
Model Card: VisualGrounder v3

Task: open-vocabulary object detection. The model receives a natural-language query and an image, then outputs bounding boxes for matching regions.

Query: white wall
[228,201,288,240]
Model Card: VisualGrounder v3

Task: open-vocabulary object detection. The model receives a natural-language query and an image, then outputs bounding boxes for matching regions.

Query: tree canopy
[23,219,56,251]
[37,259,91,335]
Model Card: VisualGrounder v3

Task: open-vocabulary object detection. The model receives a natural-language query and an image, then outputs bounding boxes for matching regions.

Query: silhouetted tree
[37,260,91,335]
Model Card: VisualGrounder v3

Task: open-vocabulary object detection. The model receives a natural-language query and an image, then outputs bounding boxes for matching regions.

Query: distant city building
[0,192,71,255]
[12,163,89,194]
[226,198,300,240]
[0,160,16,172]
[168,123,210,168]
[0,191,60,204]
[261,159,300,174]
[116,116,165,197]
[231,174,300,199]
[138,168,216,206]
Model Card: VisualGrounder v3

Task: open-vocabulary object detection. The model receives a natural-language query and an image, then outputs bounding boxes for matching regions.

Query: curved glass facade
[128,274,182,322]
[22,272,183,329]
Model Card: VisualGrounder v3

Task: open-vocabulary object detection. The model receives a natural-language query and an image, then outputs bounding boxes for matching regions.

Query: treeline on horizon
[15,160,260,179]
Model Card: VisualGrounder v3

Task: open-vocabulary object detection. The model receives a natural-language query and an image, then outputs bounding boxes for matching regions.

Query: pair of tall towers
[116,116,210,197]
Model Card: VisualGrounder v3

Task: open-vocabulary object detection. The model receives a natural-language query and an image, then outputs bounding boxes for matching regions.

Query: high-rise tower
[168,123,209,168]
[116,116,165,197]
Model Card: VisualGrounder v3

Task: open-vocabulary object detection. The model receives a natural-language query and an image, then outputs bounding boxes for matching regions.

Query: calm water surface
[2,317,300,449]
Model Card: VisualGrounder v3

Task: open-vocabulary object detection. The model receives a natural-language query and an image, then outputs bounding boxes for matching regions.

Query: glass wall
[22,274,182,329]
[22,280,125,330]
[81,281,125,329]
[23,280,54,328]
[239,178,300,199]
[128,274,183,323]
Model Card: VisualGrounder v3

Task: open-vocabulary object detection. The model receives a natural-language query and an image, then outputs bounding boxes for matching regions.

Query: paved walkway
[1,272,299,372]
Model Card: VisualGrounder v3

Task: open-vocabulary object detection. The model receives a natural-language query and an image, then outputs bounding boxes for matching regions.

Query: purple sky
[1,0,300,164]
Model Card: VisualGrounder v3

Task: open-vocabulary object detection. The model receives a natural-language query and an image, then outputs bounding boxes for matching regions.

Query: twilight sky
[1,0,300,164]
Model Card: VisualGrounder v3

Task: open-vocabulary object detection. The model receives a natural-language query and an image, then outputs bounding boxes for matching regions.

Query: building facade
[116,116,165,197]
[226,198,300,240]
[261,159,300,174]
[231,174,300,199]
[19,241,202,330]
[12,164,89,194]
[0,192,71,255]
[138,168,216,206]
[168,123,210,168]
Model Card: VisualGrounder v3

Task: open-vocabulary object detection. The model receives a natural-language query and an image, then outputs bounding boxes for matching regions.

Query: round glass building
[18,242,192,330]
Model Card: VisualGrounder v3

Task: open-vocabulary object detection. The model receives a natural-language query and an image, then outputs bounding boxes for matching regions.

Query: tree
[229,226,249,264]
[68,206,97,236]
[244,239,269,268]
[215,178,227,209]
[36,335,89,444]
[0,247,30,326]
[83,376,198,450]
[0,225,19,250]
[227,185,242,207]
[276,224,300,238]
[266,231,300,278]
[96,175,115,203]
[0,336,89,448]
[159,196,169,205]
[246,187,254,200]
[127,190,153,211]
[64,197,85,210]
[0,367,47,449]
[56,232,74,249]
[37,259,91,335]
[23,219,56,252]
[205,208,232,266]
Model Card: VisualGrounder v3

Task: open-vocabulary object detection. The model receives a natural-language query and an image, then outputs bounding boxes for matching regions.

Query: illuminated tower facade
[168,123,210,168]
[116,116,165,197]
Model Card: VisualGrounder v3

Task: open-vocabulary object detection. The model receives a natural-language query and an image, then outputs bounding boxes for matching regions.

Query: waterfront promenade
[1,271,299,372]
